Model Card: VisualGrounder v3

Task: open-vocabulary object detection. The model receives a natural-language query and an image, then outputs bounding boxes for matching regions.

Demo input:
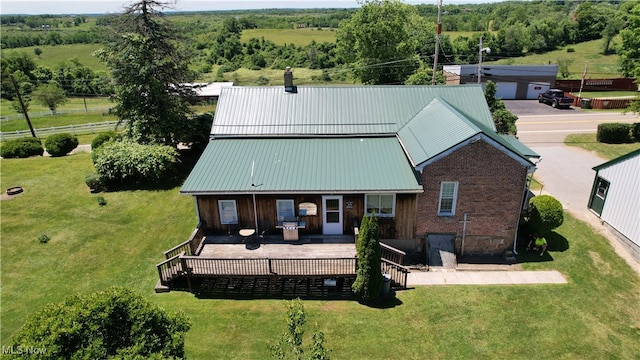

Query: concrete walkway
[407,270,567,286]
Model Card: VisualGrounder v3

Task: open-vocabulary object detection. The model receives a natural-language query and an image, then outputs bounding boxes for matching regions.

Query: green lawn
[568,91,638,99]
[1,153,639,358]
[488,38,623,79]
[564,134,640,160]
[2,44,107,72]
[0,97,113,117]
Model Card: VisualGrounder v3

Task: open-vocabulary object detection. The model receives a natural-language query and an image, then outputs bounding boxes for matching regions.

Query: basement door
[322,195,343,235]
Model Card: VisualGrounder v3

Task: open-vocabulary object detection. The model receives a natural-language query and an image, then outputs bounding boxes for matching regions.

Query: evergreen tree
[96,0,197,146]
[352,213,382,301]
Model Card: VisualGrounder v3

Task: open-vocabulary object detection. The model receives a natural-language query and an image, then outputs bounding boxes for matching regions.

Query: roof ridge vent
[284,67,297,93]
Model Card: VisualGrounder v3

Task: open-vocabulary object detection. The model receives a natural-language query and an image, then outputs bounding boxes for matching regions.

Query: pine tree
[352,213,382,301]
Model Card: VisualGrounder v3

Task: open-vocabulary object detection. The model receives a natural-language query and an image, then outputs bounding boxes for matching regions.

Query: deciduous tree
[32,82,67,114]
[7,287,191,359]
[336,0,424,84]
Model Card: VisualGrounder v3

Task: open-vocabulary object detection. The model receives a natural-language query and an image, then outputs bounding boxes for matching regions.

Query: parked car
[538,89,573,109]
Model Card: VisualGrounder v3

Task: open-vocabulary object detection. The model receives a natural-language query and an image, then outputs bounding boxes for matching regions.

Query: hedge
[596,123,633,144]
[0,137,44,158]
[44,133,79,157]
[90,131,119,150]
[91,140,179,186]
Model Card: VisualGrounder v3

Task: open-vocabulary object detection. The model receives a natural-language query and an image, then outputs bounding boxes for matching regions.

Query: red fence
[571,95,635,109]
[555,78,638,93]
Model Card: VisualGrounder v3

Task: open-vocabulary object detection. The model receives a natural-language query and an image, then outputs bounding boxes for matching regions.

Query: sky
[1,0,501,15]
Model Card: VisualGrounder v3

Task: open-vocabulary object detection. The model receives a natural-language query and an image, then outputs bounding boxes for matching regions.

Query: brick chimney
[284,66,297,93]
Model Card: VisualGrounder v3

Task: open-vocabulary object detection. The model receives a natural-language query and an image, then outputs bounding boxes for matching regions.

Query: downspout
[461,213,468,257]
[513,164,538,255]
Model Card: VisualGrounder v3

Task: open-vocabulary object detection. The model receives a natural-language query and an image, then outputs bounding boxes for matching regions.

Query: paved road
[505,101,640,273]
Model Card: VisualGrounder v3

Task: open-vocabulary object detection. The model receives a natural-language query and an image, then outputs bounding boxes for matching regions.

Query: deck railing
[163,224,205,259]
[380,242,406,265]
[381,258,409,289]
[157,252,185,285]
[181,257,357,278]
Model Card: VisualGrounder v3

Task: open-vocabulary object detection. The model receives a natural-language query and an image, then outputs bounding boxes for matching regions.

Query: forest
[1,0,638,100]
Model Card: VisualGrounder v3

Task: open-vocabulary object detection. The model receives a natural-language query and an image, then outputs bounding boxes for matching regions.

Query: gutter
[513,161,539,255]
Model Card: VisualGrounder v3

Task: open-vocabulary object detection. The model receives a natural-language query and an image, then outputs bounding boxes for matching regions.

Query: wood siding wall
[196,193,417,239]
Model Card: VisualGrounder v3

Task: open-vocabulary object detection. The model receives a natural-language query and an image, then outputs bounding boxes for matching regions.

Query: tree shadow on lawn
[517,230,570,263]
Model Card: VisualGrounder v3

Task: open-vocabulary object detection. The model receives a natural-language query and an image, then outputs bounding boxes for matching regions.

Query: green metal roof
[593,149,640,171]
[211,85,495,136]
[181,137,423,194]
[398,97,536,166]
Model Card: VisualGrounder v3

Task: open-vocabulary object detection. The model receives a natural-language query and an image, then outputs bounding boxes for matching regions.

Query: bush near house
[596,123,634,144]
[90,131,120,150]
[44,133,79,157]
[0,137,44,158]
[527,195,564,235]
[631,123,640,142]
[91,140,179,187]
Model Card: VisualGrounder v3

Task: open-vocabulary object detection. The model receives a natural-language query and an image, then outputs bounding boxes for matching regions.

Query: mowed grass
[564,133,640,160]
[488,38,622,79]
[2,154,639,358]
[2,44,107,72]
[241,28,337,46]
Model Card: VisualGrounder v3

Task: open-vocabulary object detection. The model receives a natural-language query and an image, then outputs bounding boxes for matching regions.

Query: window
[438,182,458,216]
[596,178,609,199]
[365,194,395,217]
[277,199,295,221]
[218,200,238,224]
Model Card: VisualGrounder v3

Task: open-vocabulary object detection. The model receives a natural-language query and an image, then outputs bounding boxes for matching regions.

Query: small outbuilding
[443,64,558,100]
[588,149,640,261]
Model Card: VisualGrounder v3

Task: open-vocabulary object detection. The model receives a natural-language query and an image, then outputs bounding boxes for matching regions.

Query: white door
[322,195,343,235]
[495,82,518,100]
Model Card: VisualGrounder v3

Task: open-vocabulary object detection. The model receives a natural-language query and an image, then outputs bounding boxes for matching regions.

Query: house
[588,149,640,262]
[179,74,539,258]
[189,82,235,103]
[443,64,558,100]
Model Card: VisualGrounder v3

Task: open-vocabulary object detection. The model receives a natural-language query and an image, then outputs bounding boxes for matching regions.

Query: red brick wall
[416,139,529,255]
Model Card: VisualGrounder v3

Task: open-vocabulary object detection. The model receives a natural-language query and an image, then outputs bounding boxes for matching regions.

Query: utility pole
[9,74,37,138]
[477,37,490,84]
[431,0,443,85]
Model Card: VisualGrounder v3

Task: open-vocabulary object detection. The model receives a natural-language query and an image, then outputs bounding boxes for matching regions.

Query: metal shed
[588,149,640,260]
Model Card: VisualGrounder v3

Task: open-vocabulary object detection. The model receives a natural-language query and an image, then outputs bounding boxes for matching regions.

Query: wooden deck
[156,227,409,294]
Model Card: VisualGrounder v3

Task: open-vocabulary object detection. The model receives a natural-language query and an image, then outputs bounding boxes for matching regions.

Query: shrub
[91,140,179,186]
[566,47,575,52]
[91,131,119,150]
[44,133,78,157]
[596,123,633,144]
[97,196,107,206]
[527,195,564,235]
[0,137,44,158]
[631,122,640,142]
[38,233,50,244]
[7,287,191,359]
[85,173,103,192]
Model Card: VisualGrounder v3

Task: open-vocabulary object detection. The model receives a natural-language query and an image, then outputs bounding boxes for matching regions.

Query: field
[2,43,107,72]
[241,28,337,46]
[1,152,639,358]
[488,38,622,80]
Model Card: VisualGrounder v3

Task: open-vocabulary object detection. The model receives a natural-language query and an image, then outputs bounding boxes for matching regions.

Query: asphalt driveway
[508,100,640,270]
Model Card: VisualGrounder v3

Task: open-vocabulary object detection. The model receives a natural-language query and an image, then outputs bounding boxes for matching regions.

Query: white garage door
[526,83,550,100]
[495,82,517,99]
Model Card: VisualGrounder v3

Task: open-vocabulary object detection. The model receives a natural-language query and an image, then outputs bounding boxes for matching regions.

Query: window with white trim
[365,194,395,217]
[438,182,458,216]
[218,200,238,224]
[276,199,295,221]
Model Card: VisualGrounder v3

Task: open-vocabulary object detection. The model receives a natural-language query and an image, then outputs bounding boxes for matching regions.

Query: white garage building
[443,65,558,100]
